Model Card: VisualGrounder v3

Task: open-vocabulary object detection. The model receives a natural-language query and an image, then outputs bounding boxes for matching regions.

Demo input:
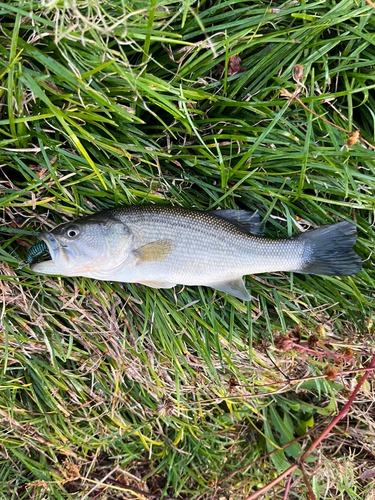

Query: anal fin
[138,280,176,289]
[209,278,251,301]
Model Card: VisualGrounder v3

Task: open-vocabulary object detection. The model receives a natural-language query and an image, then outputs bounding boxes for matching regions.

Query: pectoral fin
[138,280,176,289]
[133,240,173,264]
[209,278,251,301]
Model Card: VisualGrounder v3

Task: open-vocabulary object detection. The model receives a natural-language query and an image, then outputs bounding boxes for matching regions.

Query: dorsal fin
[209,209,264,236]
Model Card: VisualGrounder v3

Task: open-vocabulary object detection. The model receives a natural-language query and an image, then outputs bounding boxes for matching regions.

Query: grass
[0,0,375,498]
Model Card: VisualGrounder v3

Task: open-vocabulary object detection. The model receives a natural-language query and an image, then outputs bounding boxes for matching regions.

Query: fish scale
[31,205,362,301]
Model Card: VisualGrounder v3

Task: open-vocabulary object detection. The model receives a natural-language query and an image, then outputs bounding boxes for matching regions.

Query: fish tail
[295,221,362,276]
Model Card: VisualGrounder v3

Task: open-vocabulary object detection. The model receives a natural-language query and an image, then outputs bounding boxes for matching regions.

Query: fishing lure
[26,240,49,265]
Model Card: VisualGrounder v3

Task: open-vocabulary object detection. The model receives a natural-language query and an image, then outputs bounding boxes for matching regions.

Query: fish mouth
[31,233,68,274]
[38,233,63,262]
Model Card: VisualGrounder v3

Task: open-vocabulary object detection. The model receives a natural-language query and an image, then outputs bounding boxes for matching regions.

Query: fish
[30,205,362,301]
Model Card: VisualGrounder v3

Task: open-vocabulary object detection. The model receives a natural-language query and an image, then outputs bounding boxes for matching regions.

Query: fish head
[31,217,132,276]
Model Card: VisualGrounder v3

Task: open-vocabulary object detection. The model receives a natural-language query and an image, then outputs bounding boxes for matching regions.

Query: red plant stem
[301,464,316,500]
[283,474,293,500]
[217,420,327,487]
[244,355,375,500]
[292,93,375,150]
[245,464,299,500]
[190,367,375,406]
[196,421,329,500]
[300,355,375,461]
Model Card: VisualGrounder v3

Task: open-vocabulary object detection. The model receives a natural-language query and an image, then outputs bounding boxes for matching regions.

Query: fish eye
[66,225,80,238]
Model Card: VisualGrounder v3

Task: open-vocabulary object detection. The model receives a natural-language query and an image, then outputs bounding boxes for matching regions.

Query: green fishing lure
[26,240,49,265]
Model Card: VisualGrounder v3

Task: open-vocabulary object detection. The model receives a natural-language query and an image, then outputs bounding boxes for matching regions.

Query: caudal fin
[295,221,362,276]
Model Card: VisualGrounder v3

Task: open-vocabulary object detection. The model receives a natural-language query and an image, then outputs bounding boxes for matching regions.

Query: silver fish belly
[31,206,362,301]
